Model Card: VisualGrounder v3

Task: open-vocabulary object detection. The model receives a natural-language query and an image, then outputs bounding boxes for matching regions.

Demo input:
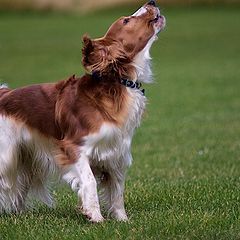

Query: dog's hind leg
[13,168,32,212]
[14,146,36,212]
[0,116,23,213]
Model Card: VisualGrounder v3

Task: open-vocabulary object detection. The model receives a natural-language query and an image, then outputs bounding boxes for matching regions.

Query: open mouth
[150,14,160,23]
[148,5,166,29]
[149,13,166,31]
[132,1,166,31]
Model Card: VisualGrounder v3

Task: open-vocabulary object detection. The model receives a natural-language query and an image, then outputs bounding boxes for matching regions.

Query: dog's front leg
[100,167,128,221]
[77,154,104,222]
[110,174,128,221]
[64,154,104,223]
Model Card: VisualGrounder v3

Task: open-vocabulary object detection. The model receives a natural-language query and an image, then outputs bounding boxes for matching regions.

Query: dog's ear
[82,35,110,74]
[82,34,94,69]
[82,35,135,79]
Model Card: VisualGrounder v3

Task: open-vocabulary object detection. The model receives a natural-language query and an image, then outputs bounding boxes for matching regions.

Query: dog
[0,0,165,222]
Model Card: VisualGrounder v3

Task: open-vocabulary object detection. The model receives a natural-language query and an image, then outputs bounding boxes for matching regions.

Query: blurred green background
[0,0,240,239]
[0,0,240,11]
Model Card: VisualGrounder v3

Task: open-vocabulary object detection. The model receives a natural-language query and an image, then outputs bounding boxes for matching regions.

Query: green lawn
[1,5,240,240]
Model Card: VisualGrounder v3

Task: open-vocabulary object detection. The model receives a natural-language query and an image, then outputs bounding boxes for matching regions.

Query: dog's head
[82,0,166,81]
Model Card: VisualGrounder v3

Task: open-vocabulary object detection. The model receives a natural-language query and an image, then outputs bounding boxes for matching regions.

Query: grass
[0,5,240,240]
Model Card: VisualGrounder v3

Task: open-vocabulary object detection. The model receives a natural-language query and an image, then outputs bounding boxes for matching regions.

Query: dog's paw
[111,209,128,222]
[88,212,104,223]
[79,206,104,223]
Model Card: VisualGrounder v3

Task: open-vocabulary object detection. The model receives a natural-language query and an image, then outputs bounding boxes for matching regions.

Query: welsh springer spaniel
[0,0,165,222]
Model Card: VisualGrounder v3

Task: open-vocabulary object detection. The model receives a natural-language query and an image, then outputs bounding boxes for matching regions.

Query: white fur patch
[132,6,147,17]
[133,35,157,83]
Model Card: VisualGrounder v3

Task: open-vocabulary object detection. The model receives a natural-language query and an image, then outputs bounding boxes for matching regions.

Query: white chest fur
[81,88,146,168]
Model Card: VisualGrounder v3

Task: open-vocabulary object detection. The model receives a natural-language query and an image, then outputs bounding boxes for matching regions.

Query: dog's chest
[82,89,146,166]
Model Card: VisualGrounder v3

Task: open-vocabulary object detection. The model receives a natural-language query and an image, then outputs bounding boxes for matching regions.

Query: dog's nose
[147,0,156,6]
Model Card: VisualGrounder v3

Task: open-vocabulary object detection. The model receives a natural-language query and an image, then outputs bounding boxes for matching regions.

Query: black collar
[120,78,145,96]
[91,72,145,96]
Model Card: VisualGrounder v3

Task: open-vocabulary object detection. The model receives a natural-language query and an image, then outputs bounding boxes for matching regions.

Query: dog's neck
[132,35,156,84]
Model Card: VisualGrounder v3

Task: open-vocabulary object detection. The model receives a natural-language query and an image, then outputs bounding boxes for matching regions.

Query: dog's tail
[0,83,8,89]
[0,83,10,97]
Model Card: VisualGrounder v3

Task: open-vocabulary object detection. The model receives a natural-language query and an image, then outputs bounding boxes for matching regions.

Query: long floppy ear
[82,34,107,74]
[81,34,136,79]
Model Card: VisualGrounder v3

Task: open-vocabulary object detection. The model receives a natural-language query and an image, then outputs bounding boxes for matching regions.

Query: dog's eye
[123,18,130,25]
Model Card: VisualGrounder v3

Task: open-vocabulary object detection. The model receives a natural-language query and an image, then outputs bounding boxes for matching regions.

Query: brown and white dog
[0,0,165,222]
